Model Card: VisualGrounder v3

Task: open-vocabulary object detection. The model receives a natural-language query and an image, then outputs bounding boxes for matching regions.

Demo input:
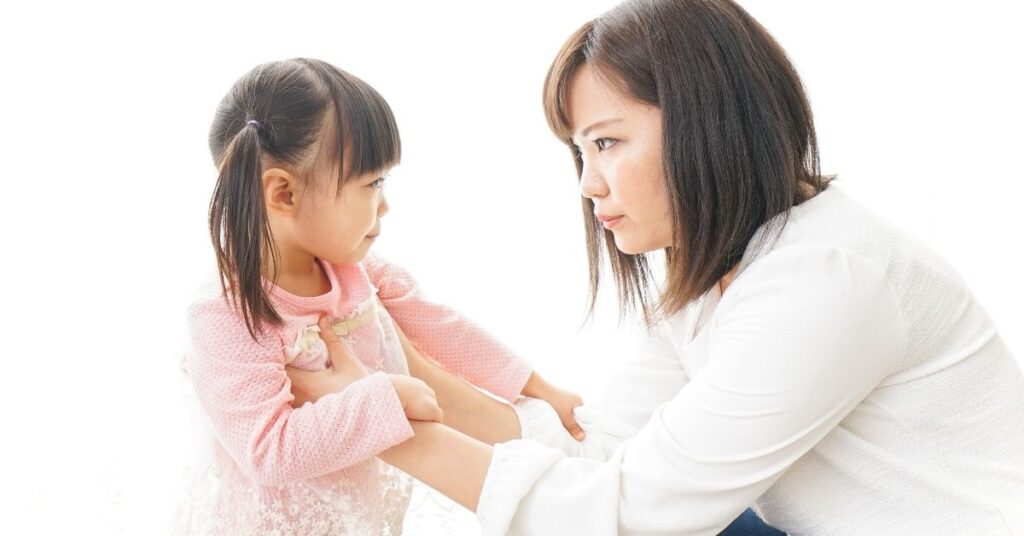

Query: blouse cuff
[476,439,565,536]
[513,397,582,453]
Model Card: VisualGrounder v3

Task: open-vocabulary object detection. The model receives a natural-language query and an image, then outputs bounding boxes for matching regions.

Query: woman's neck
[718,266,740,294]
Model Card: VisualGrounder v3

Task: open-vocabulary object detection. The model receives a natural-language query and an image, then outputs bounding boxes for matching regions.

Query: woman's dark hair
[208,58,401,339]
[543,0,830,323]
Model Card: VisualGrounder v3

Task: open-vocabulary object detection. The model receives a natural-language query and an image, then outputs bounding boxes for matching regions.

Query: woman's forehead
[568,68,627,131]
[567,65,655,139]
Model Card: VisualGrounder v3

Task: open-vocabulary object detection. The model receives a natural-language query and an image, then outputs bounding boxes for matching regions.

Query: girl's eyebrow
[573,118,623,143]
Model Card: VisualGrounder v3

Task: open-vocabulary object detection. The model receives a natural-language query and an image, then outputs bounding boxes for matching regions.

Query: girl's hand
[316,316,369,381]
[285,316,369,407]
[388,374,444,423]
[523,372,585,440]
[541,386,585,441]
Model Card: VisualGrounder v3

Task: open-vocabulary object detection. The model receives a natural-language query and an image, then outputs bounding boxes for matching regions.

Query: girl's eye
[570,144,582,159]
[370,177,386,189]
[595,138,617,152]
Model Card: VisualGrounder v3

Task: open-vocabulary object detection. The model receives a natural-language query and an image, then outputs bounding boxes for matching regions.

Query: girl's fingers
[562,397,586,440]
[317,316,343,344]
[317,316,359,369]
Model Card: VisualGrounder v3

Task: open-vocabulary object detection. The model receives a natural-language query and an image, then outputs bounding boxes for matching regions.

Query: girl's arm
[186,301,422,487]
[363,255,532,402]
[287,319,524,445]
[395,321,523,444]
[503,318,692,462]
[364,256,587,439]
[378,421,493,512]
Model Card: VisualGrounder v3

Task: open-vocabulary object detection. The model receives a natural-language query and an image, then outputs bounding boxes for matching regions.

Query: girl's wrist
[521,371,550,398]
[330,358,369,381]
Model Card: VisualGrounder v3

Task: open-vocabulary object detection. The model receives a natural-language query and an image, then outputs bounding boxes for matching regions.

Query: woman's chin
[612,238,649,256]
[611,234,663,256]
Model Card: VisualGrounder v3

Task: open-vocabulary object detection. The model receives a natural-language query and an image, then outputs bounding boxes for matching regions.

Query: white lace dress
[172,297,413,535]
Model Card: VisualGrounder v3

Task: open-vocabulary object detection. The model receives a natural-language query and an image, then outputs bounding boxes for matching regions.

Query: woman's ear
[262,168,300,216]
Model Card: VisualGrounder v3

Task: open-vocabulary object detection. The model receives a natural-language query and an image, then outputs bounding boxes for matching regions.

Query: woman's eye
[595,138,617,152]
[370,177,386,189]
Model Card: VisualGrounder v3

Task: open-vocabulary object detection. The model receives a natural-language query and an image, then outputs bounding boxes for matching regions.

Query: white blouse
[477,186,1024,535]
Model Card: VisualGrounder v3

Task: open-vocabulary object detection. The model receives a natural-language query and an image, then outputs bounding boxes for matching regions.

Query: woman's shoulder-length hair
[543,0,830,323]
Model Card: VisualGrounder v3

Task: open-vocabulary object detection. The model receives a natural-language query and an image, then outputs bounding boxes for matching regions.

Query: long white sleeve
[513,318,690,462]
[479,245,907,535]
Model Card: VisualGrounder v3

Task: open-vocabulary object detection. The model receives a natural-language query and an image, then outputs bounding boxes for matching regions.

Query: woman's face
[567,64,673,255]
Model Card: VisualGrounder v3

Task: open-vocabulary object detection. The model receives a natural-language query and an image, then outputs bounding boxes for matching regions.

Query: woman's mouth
[597,215,624,229]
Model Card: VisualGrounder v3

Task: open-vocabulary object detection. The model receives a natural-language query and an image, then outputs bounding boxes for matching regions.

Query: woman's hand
[285,316,369,407]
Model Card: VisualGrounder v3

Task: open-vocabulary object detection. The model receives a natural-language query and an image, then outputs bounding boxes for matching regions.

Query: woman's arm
[397,246,907,535]
[378,421,493,512]
[395,322,523,444]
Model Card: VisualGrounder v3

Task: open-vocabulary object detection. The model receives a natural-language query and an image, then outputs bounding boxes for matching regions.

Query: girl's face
[292,163,390,266]
[567,64,673,255]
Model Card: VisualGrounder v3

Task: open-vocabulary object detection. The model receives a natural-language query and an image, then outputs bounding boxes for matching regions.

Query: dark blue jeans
[718,509,786,536]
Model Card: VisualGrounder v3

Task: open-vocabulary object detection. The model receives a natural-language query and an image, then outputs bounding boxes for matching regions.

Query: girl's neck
[267,248,332,298]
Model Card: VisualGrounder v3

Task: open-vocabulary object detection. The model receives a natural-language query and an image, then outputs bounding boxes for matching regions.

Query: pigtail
[205,59,402,341]
[208,121,281,339]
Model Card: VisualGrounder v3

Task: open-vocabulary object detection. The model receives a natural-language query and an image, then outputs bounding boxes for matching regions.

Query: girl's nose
[378,193,389,217]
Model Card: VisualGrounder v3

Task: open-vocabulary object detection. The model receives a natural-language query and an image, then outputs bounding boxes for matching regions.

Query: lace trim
[170,459,412,535]
[282,297,381,365]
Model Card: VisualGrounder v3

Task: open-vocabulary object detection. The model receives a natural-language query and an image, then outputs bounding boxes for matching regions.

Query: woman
[291,0,1024,533]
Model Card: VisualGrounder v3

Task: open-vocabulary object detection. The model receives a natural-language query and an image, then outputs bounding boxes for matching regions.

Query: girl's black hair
[208,58,401,339]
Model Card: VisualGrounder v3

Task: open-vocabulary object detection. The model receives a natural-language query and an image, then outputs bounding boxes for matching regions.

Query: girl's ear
[262,168,299,216]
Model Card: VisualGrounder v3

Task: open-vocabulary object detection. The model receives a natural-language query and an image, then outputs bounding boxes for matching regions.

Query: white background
[0,1,1021,533]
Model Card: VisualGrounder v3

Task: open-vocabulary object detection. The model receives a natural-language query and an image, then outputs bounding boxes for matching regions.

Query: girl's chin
[327,246,373,266]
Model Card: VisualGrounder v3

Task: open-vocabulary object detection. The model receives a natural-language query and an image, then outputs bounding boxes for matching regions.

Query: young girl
[173,58,582,535]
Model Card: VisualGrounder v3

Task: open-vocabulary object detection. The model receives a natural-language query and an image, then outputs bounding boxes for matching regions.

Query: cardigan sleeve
[363,254,533,402]
[185,297,414,487]
[477,245,907,535]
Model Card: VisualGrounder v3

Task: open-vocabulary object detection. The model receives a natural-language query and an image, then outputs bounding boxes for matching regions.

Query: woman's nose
[579,163,609,199]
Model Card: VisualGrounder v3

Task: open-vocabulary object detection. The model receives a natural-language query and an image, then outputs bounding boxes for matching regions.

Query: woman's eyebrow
[576,118,624,140]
